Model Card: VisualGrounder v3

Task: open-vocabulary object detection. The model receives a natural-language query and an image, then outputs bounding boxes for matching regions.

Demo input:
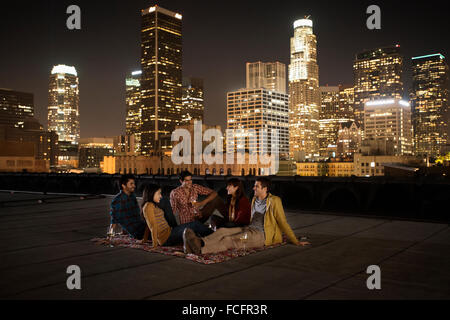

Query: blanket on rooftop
[90,234,294,265]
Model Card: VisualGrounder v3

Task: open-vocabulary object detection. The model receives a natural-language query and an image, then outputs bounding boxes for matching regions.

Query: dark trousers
[197,196,227,224]
[163,221,213,246]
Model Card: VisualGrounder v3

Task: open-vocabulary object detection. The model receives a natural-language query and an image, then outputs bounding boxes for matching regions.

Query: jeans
[163,221,213,246]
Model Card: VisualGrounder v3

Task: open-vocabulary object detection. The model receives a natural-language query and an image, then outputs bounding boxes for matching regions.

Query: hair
[256,177,271,192]
[179,170,193,181]
[141,183,162,218]
[119,174,135,191]
[226,178,247,211]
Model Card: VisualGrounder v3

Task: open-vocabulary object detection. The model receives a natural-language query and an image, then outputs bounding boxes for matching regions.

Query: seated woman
[141,184,213,248]
[211,178,251,229]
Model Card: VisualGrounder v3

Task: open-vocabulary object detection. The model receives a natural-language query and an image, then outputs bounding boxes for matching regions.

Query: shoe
[182,228,193,254]
[184,228,202,255]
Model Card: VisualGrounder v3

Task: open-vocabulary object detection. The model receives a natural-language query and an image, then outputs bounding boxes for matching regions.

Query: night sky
[1,0,449,138]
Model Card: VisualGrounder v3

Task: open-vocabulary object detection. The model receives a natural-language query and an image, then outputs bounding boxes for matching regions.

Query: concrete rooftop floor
[0,191,449,300]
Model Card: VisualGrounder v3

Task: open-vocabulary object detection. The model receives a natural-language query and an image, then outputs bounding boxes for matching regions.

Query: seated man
[109,174,147,240]
[183,177,310,254]
[170,170,226,225]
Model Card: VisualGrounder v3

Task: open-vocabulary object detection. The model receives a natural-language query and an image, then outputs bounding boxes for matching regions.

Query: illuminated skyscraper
[246,62,286,94]
[353,46,403,128]
[125,70,142,154]
[140,5,182,154]
[181,77,204,124]
[319,86,354,158]
[0,88,34,128]
[363,99,413,156]
[411,53,449,158]
[227,88,289,158]
[47,64,80,144]
[288,17,320,161]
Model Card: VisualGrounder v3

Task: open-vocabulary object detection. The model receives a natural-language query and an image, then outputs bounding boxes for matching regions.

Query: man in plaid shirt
[110,174,147,240]
[170,171,226,225]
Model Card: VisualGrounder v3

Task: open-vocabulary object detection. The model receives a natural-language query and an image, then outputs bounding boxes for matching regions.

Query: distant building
[411,53,449,158]
[48,64,80,145]
[295,162,328,177]
[353,153,419,177]
[181,77,204,124]
[113,135,137,156]
[103,152,272,177]
[0,118,58,166]
[0,141,48,172]
[336,121,362,158]
[319,86,355,158]
[289,18,320,161]
[227,88,289,158]
[363,99,413,156]
[78,137,114,168]
[140,5,183,154]
[328,161,354,177]
[353,46,403,128]
[246,62,286,94]
[0,88,34,129]
[125,71,142,154]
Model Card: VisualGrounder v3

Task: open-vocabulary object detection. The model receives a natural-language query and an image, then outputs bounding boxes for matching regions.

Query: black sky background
[0,0,449,138]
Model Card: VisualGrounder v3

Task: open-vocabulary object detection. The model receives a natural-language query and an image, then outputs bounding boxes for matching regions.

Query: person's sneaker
[182,228,193,254]
[184,228,202,255]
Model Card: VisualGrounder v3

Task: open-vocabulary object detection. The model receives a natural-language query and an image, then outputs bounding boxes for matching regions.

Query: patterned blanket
[90,234,291,265]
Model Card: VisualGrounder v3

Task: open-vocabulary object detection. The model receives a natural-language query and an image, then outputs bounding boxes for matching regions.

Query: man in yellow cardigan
[183,177,310,254]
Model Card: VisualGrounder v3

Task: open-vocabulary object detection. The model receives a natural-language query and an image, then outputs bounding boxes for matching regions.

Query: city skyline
[1,0,449,138]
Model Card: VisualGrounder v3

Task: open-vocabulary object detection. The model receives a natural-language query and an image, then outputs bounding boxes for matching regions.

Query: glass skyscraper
[181,77,204,125]
[47,64,80,144]
[353,46,403,129]
[288,17,320,161]
[140,5,183,154]
[0,88,34,129]
[411,53,449,158]
[125,70,142,154]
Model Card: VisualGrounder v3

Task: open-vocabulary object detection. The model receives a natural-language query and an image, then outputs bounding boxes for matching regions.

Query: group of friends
[109,171,310,255]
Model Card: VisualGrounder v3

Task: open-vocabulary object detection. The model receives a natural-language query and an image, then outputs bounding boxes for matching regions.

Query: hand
[296,241,311,247]
[192,200,203,209]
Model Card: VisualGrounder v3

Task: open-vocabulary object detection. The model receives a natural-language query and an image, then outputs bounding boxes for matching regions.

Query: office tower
[353,46,403,128]
[125,70,142,154]
[339,85,355,119]
[140,5,182,154]
[48,64,80,144]
[78,138,115,168]
[288,17,320,161]
[181,77,204,124]
[227,88,289,158]
[0,117,58,167]
[246,62,287,94]
[319,86,354,158]
[363,99,413,156]
[411,53,449,158]
[0,88,34,128]
[336,121,362,158]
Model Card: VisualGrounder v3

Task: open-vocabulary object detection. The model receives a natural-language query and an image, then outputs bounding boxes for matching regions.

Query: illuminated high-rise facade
[0,88,34,129]
[246,62,286,94]
[48,64,80,144]
[140,5,182,154]
[363,99,413,156]
[227,88,289,158]
[354,46,403,128]
[319,86,354,158]
[411,53,449,158]
[125,70,142,154]
[288,18,320,161]
[181,77,204,124]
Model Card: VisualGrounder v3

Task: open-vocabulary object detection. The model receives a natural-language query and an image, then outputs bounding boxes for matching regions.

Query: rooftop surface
[0,191,449,300]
